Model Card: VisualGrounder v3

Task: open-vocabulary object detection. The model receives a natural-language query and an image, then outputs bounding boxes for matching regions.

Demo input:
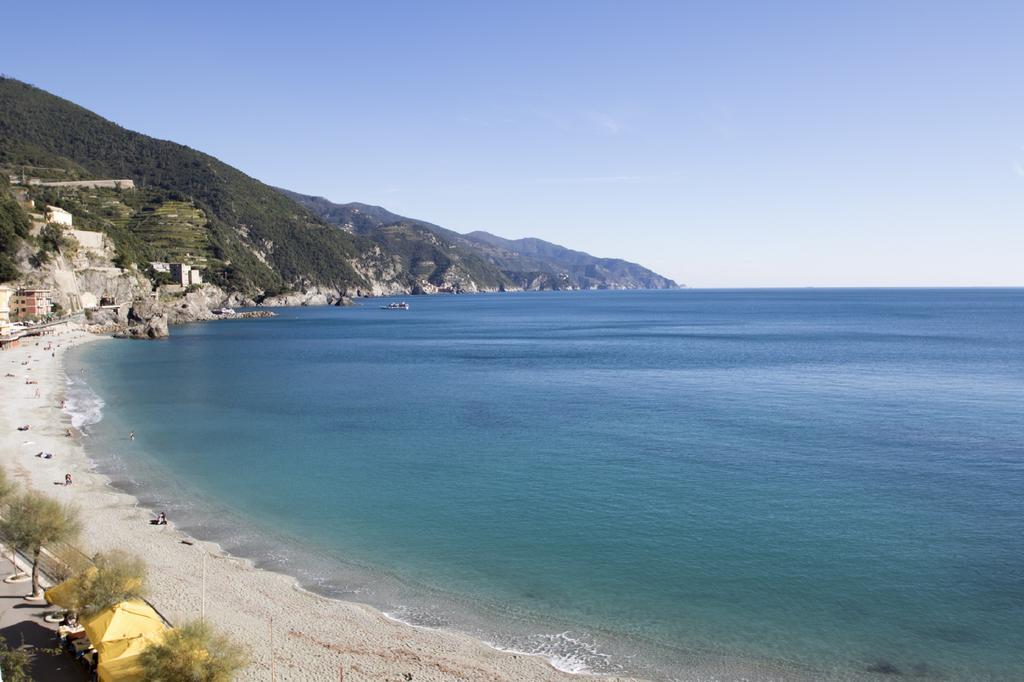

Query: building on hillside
[11,288,53,319]
[149,261,171,273]
[169,263,202,287]
[45,205,73,227]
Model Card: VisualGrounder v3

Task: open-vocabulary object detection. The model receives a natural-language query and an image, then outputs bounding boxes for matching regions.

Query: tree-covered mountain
[0,77,392,295]
[0,175,30,281]
[0,77,678,296]
[279,190,680,291]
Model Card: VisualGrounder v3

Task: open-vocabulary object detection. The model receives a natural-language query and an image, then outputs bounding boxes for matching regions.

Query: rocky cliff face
[259,286,351,307]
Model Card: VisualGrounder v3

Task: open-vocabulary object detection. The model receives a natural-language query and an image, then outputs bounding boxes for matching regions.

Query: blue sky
[3,1,1023,286]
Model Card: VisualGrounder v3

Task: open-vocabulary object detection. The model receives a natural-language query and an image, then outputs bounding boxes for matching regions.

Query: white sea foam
[486,631,615,676]
[64,375,104,429]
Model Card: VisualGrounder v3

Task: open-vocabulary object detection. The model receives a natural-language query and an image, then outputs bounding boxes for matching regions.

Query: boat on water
[213,307,236,315]
[381,302,410,310]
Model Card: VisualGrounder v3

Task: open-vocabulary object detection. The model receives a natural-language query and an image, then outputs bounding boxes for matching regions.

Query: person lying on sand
[17,425,30,431]
[150,512,167,526]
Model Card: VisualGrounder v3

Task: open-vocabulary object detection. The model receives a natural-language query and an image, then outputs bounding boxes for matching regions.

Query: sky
[3,1,1023,287]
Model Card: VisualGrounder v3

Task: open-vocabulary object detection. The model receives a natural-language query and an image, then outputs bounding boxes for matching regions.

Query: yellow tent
[96,630,165,682]
[83,599,166,653]
[44,566,98,609]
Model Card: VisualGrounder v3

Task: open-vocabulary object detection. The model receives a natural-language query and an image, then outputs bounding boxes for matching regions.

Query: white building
[0,286,12,324]
[45,205,73,227]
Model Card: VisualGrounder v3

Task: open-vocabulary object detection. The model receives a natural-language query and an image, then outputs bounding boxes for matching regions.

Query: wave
[64,375,105,430]
[488,631,616,675]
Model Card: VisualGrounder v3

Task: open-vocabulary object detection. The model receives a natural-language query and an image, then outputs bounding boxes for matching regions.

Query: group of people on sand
[12,330,157,519]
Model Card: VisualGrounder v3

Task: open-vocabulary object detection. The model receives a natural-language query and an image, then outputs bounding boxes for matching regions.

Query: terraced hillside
[127,200,211,263]
[26,185,216,270]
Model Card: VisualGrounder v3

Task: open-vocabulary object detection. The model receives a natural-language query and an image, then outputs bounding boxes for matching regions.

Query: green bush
[139,620,247,682]
[0,637,32,682]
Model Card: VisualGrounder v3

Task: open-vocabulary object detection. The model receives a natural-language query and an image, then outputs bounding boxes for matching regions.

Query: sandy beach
[0,324,638,682]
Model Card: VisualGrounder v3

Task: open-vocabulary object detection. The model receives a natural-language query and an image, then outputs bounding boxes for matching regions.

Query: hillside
[279,190,679,291]
[0,77,393,295]
[0,77,679,298]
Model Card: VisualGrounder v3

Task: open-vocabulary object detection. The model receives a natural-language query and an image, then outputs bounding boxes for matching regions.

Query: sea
[64,289,1024,680]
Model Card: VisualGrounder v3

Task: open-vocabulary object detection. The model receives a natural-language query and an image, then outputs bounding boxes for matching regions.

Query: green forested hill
[280,190,680,290]
[0,77,373,293]
[277,188,515,291]
[1,77,678,295]
[0,175,30,282]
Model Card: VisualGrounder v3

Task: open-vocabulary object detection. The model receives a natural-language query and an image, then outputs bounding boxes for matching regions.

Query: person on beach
[64,473,73,486]
[155,512,167,525]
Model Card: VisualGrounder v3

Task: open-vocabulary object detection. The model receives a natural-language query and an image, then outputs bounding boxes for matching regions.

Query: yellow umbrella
[83,599,166,652]
[96,630,165,682]
[44,566,98,609]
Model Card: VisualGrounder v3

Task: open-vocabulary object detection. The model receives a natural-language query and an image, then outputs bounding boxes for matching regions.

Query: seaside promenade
[0,557,82,680]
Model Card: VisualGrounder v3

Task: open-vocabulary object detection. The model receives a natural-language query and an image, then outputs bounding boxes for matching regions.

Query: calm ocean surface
[67,289,1024,680]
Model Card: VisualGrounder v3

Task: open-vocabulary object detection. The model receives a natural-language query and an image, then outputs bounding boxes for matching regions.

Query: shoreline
[0,325,640,681]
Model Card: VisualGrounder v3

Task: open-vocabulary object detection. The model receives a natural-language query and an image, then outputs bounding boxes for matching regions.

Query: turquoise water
[67,290,1024,680]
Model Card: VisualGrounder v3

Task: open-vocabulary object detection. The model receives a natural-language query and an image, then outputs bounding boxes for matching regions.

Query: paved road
[0,557,85,681]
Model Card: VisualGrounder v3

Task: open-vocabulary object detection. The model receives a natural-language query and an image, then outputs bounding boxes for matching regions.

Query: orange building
[11,288,53,319]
